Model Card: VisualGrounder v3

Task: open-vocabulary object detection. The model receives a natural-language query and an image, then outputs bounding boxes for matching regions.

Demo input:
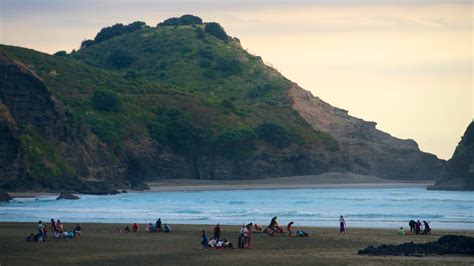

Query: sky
[1,0,472,159]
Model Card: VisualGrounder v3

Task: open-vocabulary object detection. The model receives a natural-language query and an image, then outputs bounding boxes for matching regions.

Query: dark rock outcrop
[289,84,444,180]
[56,192,80,200]
[358,235,474,256]
[429,121,474,190]
[0,190,12,202]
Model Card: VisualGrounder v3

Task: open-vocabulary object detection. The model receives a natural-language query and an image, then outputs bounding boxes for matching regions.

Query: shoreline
[7,173,435,198]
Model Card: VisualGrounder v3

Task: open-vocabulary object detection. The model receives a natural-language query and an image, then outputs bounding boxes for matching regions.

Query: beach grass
[0,222,473,265]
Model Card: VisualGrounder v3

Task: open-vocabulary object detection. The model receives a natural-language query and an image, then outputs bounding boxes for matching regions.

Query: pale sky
[1,0,472,159]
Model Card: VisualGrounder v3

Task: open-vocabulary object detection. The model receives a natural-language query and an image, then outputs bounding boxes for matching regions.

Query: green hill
[0,15,444,193]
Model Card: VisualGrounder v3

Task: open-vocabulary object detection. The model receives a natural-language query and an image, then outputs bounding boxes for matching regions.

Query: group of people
[201,225,233,249]
[201,218,315,250]
[27,219,81,242]
[408,220,431,235]
[119,218,171,233]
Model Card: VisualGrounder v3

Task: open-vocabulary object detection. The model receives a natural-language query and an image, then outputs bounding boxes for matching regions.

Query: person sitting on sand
[63,231,74,238]
[216,239,224,249]
[339,215,346,234]
[398,227,405,236]
[254,224,262,232]
[163,224,171,233]
[132,223,138,232]
[208,237,217,248]
[201,230,209,248]
[26,233,36,242]
[223,239,233,249]
[422,221,431,234]
[74,224,82,237]
[287,222,294,236]
[409,220,416,233]
[54,230,61,240]
[122,226,130,233]
[296,230,309,237]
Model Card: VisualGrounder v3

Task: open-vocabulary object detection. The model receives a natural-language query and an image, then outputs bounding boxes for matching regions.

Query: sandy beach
[145,173,434,192]
[1,222,472,265]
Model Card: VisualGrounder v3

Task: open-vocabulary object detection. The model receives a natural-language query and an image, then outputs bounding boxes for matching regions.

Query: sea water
[0,188,472,229]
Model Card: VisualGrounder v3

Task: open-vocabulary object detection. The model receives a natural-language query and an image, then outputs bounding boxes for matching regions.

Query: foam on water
[0,188,472,229]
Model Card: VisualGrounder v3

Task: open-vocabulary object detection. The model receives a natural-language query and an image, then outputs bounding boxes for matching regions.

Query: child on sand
[287,221,294,236]
[398,227,405,235]
[201,230,209,248]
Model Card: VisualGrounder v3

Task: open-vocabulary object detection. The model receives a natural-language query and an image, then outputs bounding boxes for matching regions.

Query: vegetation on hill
[0,15,340,192]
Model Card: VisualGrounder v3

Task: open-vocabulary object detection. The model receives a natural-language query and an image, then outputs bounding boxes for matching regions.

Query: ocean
[1,188,472,230]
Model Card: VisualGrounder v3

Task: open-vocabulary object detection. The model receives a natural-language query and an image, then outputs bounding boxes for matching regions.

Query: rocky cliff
[289,84,444,180]
[429,122,474,190]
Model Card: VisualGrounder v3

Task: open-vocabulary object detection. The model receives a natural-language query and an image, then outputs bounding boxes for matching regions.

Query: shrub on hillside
[53,51,68,57]
[91,89,121,112]
[247,84,276,98]
[148,108,207,154]
[204,22,228,40]
[158,15,203,26]
[80,21,147,49]
[107,49,133,69]
[255,122,292,148]
[215,57,241,76]
[214,127,256,159]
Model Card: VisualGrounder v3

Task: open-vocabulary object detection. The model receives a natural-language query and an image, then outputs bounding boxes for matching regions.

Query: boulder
[0,190,12,202]
[56,192,80,200]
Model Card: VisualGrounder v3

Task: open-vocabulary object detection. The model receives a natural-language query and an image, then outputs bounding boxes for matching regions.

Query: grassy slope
[0,24,338,185]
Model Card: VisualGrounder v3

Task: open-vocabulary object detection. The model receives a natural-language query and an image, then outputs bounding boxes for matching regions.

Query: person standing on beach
[246,223,253,249]
[51,219,56,235]
[156,218,162,232]
[213,224,221,241]
[37,221,45,242]
[339,215,346,234]
[287,221,294,236]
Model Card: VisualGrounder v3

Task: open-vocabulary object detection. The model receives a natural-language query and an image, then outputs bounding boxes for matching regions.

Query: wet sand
[146,173,434,192]
[1,222,472,265]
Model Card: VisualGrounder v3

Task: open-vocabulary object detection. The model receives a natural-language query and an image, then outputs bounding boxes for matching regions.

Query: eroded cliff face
[289,84,444,180]
[0,53,125,193]
[429,122,474,190]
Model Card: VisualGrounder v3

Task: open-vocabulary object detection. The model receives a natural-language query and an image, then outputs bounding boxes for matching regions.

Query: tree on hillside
[204,22,228,40]
[158,15,203,26]
[80,21,147,49]
[53,51,68,57]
